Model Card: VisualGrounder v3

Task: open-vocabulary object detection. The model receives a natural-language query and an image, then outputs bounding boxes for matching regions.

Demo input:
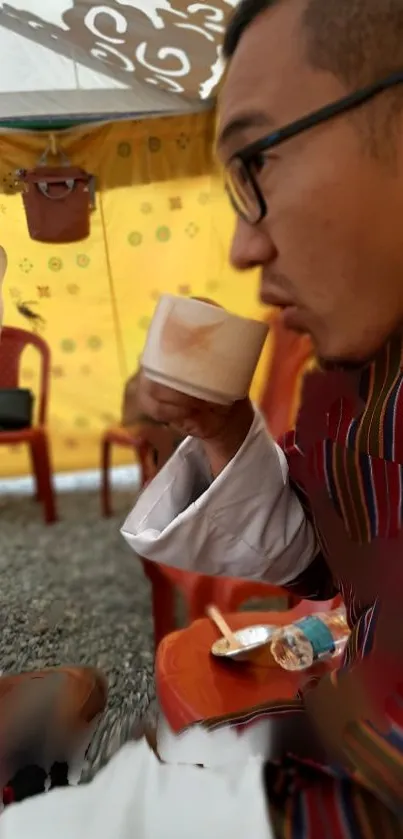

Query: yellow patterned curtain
[0,112,268,477]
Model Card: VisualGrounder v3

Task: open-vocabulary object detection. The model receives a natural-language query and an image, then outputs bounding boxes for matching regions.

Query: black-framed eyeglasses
[225,69,403,225]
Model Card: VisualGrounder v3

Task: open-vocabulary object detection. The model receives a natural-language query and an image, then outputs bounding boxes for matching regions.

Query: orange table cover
[156,609,335,732]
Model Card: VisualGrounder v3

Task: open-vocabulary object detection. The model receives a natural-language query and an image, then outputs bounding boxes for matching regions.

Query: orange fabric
[156,603,338,732]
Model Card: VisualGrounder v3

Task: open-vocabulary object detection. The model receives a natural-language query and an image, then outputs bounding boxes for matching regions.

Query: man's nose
[230,216,276,271]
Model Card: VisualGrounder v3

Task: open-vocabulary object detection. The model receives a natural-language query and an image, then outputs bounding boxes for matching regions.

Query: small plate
[211,625,275,661]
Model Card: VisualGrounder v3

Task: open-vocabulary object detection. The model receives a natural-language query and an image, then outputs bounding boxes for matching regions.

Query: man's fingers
[139,373,200,408]
[138,391,190,425]
[137,371,234,430]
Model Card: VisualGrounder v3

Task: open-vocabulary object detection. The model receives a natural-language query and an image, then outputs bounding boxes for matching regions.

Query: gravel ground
[0,487,287,781]
[0,488,157,779]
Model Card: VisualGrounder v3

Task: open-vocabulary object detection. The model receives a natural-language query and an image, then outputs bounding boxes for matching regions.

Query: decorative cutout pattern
[1,1,233,99]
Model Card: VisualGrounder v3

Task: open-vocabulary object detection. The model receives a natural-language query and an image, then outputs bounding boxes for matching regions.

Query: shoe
[0,666,108,801]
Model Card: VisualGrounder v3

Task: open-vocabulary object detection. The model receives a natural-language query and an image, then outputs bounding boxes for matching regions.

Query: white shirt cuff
[121,408,316,585]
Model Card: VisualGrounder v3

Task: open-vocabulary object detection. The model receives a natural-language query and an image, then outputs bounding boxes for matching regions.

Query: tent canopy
[0,1,237,123]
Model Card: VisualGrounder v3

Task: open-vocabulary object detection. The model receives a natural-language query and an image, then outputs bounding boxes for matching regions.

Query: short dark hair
[223,0,403,152]
[223,0,275,60]
[223,0,403,87]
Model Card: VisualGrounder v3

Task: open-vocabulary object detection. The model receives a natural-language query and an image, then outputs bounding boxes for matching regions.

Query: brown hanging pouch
[17,145,95,244]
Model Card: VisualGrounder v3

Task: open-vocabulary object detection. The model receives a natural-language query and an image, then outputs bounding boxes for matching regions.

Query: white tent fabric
[0,1,237,121]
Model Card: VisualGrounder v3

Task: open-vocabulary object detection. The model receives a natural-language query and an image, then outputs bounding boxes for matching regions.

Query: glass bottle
[270,606,350,671]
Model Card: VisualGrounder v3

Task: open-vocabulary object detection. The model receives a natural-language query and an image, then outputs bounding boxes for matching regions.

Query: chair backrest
[0,326,51,425]
[290,595,343,620]
[259,314,313,439]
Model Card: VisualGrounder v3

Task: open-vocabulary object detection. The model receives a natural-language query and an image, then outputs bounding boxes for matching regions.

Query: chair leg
[101,437,113,517]
[187,575,216,624]
[142,561,176,650]
[136,440,155,488]
[31,434,57,524]
[30,443,42,502]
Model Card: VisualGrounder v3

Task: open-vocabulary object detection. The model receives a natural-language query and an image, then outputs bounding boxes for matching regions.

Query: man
[123,0,403,830]
[3,0,403,835]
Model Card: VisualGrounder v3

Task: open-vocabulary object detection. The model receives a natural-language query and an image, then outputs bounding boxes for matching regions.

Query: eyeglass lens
[225,157,262,224]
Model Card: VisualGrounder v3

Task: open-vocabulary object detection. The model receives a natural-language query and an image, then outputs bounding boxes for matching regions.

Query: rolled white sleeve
[121,408,316,585]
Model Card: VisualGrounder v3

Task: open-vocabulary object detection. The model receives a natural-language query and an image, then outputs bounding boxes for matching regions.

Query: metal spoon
[206,605,240,652]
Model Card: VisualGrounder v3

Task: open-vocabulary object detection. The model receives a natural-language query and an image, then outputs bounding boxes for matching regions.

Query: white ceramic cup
[141,294,269,404]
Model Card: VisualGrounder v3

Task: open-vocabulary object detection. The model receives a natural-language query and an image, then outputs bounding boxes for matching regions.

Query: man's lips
[259,288,295,309]
[281,305,305,331]
[259,289,307,331]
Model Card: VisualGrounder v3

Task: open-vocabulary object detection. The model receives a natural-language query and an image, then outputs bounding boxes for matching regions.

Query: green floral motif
[76,254,90,268]
[19,258,33,273]
[87,336,103,350]
[49,257,63,272]
[75,416,89,428]
[67,284,80,295]
[140,202,153,214]
[117,142,132,158]
[185,222,199,238]
[148,137,161,152]
[138,316,151,330]
[60,339,76,353]
[128,231,143,247]
[156,226,171,243]
[176,133,190,150]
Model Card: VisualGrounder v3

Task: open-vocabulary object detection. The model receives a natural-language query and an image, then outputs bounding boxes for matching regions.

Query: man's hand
[137,372,255,477]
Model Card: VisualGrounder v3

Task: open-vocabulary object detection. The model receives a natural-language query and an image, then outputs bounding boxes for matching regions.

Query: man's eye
[249,153,267,174]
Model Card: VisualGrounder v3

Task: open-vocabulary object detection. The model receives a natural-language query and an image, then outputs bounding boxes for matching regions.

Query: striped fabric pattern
[205,336,403,837]
[273,335,403,837]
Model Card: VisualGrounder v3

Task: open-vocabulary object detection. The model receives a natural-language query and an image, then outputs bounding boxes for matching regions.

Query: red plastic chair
[101,425,153,517]
[101,420,183,517]
[157,598,342,732]
[126,319,313,649]
[0,326,57,524]
[259,314,313,440]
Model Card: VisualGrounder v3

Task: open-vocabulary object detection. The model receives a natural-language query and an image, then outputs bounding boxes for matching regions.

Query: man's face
[218,0,403,363]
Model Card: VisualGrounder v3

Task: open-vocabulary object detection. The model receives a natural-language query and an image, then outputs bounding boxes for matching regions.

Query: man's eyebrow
[218,111,275,146]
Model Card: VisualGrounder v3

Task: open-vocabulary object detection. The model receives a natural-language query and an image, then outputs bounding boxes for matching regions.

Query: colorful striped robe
[197,335,403,837]
[268,335,403,838]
